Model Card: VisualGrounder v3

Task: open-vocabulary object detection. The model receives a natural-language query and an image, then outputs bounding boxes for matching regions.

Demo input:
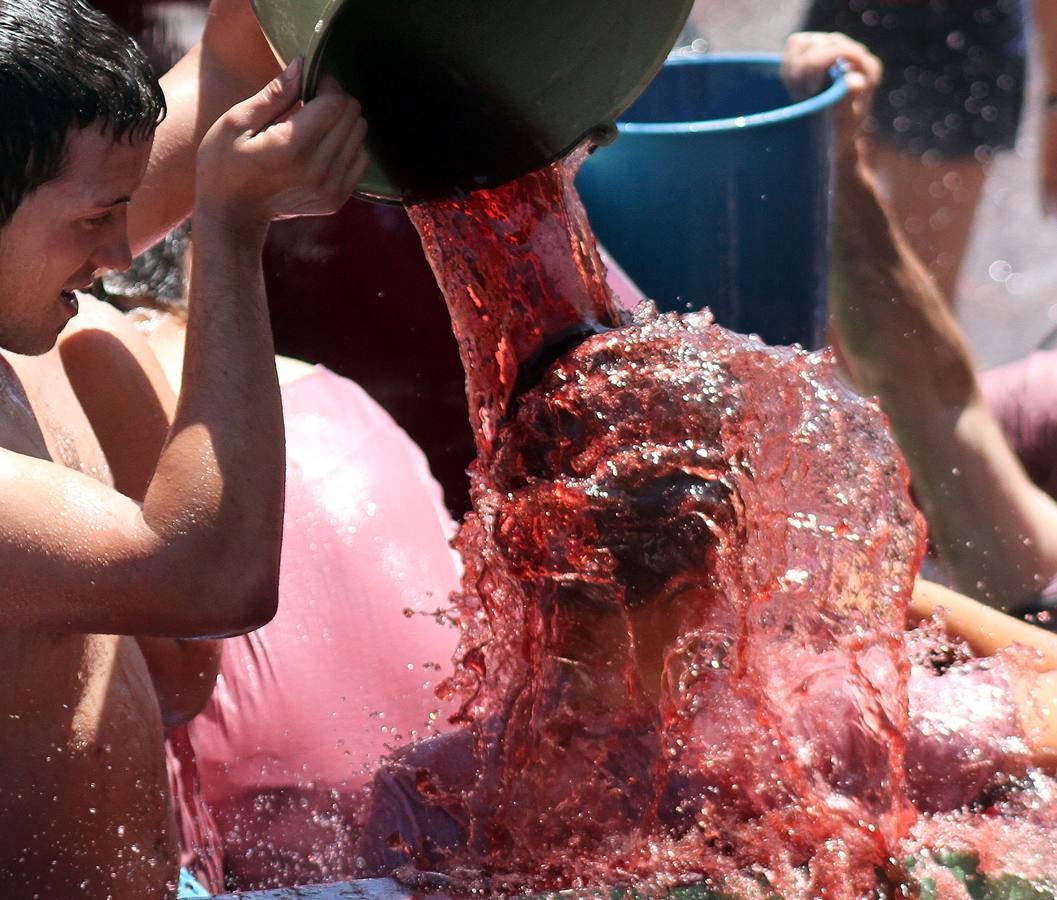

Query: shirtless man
[0,1,368,896]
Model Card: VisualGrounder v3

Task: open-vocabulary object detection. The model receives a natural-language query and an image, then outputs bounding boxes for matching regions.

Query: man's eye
[83,212,114,229]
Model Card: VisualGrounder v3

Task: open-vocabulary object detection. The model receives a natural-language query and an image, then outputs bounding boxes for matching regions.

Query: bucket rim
[300,0,347,99]
[618,52,848,135]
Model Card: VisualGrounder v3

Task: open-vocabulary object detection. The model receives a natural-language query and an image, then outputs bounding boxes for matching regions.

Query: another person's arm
[136,636,222,726]
[913,579,1057,767]
[128,0,282,253]
[911,579,1057,666]
[1035,1,1057,217]
[784,33,1057,607]
[0,60,368,638]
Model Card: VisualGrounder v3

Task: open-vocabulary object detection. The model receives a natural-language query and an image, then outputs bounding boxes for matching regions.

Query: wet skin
[0,349,179,897]
[0,44,372,892]
[0,130,180,897]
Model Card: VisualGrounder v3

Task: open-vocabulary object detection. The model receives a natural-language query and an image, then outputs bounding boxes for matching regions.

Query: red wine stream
[402,155,1056,897]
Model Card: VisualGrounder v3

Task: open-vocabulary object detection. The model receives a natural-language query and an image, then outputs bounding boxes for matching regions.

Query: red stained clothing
[172,367,461,892]
[356,646,1026,875]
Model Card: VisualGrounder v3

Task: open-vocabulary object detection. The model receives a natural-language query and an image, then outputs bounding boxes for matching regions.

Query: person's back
[187,366,461,889]
[138,303,462,889]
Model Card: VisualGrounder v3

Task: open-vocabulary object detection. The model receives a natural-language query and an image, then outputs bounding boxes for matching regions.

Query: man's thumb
[238,57,304,134]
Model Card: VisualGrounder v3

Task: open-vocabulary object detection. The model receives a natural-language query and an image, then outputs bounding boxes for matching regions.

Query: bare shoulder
[58,294,171,402]
[60,293,157,354]
[57,294,176,499]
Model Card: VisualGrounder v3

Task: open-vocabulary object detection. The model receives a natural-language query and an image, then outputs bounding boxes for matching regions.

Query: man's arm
[128,0,281,254]
[912,578,1057,768]
[59,297,221,726]
[1035,0,1057,217]
[0,60,368,638]
[831,159,1057,605]
[911,579,1057,667]
[784,32,1057,607]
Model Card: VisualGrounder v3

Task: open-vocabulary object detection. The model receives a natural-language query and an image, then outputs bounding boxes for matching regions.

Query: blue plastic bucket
[576,53,847,348]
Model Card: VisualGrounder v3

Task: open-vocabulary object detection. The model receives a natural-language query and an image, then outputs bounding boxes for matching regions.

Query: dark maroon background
[97,0,475,515]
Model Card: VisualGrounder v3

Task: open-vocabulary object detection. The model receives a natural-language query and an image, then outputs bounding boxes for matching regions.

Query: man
[783,31,1057,612]
[0,1,368,895]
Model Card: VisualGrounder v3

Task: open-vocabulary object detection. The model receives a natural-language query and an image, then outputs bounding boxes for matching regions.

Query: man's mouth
[60,290,79,314]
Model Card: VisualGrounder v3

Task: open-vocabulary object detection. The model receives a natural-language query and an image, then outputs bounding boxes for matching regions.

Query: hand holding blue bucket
[577,52,847,348]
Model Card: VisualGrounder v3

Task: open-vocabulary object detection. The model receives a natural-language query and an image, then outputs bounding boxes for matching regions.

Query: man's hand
[196,58,369,234]
[781,31,882,164]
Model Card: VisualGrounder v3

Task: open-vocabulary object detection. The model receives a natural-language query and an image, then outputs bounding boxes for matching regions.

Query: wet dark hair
[0,0,166,225]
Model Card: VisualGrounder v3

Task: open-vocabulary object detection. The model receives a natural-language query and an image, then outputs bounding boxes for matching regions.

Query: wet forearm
[831,162,1057,604]
[142,213,283,634]
[912,579,1057,666]
[137,636,222,726]
[1038,2,1057,96]
[129,4,280,254]
[831,161,977,405]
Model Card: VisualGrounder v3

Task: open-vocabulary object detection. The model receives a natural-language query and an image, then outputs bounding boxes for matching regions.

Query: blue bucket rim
[618,52,848,135]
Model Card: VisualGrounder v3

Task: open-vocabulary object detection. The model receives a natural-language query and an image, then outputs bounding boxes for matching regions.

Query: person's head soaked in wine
[356,306,928,895]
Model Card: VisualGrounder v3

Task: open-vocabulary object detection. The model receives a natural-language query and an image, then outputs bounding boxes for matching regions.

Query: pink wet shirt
[173,367,461,892]
[171,257,644,892]
[980,350,1057,504]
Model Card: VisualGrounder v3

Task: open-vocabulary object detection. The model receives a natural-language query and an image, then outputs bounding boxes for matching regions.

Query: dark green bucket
[250,0,694,202]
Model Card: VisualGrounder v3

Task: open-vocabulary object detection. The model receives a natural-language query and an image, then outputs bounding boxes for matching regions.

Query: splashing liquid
[405,156,1051,896]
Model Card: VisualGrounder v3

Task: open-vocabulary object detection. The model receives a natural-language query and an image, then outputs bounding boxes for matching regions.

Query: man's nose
[92,228,133,274]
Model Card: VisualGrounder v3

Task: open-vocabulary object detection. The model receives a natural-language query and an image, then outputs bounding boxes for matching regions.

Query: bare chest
[0,350,112,483]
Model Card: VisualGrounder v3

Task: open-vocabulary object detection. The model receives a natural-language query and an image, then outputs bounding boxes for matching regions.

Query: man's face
[0,126,152,355]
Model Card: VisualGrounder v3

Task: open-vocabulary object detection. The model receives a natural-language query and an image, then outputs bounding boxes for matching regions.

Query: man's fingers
[282,81,362,158]
[324,119,370,196]
[341,147,371,196]
[231,56,304,135]
[310,99,361,174]
[782,31,882,102]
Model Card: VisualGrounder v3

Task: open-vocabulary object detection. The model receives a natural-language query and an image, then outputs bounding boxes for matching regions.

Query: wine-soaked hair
[0,0,166,225]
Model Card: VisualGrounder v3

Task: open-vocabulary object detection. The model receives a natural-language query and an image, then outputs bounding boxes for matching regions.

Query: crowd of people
[6,0,1057,897]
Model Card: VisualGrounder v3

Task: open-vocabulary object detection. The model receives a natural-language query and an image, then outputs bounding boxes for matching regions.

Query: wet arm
[1036,0,1057,217]
[912,579,1057,767]
[0,64,368,638]
[136,636,222,726]
[128,0,280,254]
[59,298,222,723]
[911,579,1057,667]
[830,160,1057,607]
[1039,0,1057,101]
